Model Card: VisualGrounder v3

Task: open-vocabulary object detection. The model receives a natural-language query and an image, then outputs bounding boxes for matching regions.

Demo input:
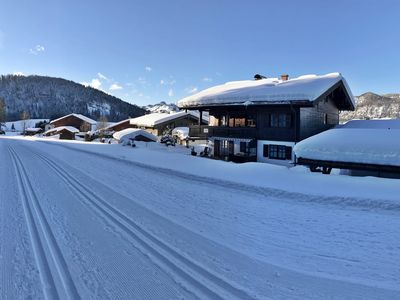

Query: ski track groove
[38,141,400,213]
[29,146,257,300]
[8,146,80,300]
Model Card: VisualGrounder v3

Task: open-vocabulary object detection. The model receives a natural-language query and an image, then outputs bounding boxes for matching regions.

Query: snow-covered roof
[294,119,400,167]
[25,127,42,132]
[129,111,208,127]
[113,128,158,142]
[104,119,129,130]
[50,113,97,125]
[177,72,355,109]
[45,126,80,135]
[339,119,400,129]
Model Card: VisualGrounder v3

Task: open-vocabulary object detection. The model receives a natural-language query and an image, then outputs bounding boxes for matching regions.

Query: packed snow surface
[113,128,158,142]
[1,135,400,299]
[177,72,355,108]
[294,119,400,166]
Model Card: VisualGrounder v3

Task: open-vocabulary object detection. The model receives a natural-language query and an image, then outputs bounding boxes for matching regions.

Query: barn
[50,114,97,132]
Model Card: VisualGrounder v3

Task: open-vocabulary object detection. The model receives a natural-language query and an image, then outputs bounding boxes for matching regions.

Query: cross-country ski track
[1,137,399,299]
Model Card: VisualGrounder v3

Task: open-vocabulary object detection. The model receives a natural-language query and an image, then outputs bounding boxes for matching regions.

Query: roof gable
[50,113,97,125]
[129,111,208,127]
[177,73,355,110]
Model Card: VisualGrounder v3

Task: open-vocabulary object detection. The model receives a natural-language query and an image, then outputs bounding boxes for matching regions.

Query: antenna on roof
[254,74,267,80]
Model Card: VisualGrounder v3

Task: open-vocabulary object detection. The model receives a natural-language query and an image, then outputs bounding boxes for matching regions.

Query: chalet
[129,111,208,136]
[50,113,97,132]
[104,119,135,132]
[44,126,79,140]
[177,72,355,163]
[294,119,400,177]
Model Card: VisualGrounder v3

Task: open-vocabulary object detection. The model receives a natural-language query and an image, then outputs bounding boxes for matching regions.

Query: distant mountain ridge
[340,92,400,122]
[0,74,146,122]
[143,101,180,114]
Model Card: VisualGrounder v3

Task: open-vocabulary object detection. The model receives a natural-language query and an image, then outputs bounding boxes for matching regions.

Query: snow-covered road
[1,137,399,299]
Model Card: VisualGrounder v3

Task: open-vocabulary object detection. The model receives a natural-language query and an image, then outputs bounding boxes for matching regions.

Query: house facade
[50,113,97,132]
[129,111,208,136]
[177,73,355,164]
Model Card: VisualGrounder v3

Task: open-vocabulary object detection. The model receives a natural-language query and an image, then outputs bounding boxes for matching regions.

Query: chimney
[254,74,267,80]
[281,74,289,81]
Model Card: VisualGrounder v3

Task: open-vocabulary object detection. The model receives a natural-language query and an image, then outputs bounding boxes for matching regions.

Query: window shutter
[285,146,292,160]
[263,144,269,157]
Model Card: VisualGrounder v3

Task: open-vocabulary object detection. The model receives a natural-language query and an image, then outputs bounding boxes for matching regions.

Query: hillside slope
[341,92,400,122]
[0,75,145,121]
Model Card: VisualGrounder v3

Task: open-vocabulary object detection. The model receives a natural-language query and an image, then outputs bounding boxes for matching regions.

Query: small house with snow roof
[129,111,208,136]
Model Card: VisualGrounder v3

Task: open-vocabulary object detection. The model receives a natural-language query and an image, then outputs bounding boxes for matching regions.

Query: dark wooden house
[44,126,79,140]
[177,73,355,164]
[50,113,97,132]
[129,111,208,136]
[104,119,135,132]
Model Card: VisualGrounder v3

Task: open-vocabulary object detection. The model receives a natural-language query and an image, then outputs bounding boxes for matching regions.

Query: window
[263,145,269,157]
[268,145,292,160]
[234,118,246,127]
[240,142,247,153]
[270,113,291,128]
[246,114,257,127]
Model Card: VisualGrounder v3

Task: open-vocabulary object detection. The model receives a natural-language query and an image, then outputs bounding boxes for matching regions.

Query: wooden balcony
[189,125,257,139]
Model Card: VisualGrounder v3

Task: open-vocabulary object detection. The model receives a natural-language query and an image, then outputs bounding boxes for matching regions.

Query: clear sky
[1,0,399,106]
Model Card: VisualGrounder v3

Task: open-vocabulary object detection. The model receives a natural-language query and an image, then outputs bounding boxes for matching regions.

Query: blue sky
[1,0,399,106]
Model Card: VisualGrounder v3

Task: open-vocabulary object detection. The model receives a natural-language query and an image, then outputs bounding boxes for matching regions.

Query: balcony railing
[189,125,257,139]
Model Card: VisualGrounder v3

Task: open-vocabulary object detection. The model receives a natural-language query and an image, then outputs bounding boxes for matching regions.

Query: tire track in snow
[30,147,257,300]
[8,146,80,300]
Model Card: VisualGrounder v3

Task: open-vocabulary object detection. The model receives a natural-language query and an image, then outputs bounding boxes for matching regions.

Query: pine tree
[0,98,6,131]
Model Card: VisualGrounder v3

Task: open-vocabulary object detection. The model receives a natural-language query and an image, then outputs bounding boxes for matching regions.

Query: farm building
[44,126,80,140]
[294,119,400,177]
[50,113,97,132]
[129,111,208,136]
[103,119,135,132]
[177,72,355,164]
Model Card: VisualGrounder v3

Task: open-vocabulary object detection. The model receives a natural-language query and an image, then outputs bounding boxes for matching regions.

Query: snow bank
[178,72,355,108]
[294,120,400,166]
[113,128,157,142]
[171,127,189,139]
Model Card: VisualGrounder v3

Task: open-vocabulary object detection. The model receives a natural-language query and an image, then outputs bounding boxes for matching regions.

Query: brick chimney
[281,74,289,81]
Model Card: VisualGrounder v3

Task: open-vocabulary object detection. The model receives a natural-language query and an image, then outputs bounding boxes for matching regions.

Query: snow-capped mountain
[143,101,180,114]
[340,92,400,122]
[0,74,146,121]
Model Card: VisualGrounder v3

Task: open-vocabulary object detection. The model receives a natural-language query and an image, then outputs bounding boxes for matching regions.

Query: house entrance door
[228,140,234,155]
[214,139,220,157]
